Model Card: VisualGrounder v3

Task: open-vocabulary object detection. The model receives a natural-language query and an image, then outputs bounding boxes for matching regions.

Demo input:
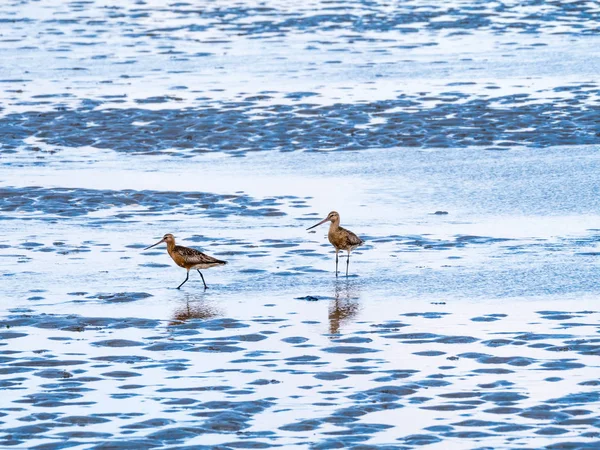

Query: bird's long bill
[143,238,165,250]
[306,217,329,231]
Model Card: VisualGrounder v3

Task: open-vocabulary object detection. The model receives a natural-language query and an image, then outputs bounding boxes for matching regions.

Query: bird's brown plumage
[143,233,226,289]
[307,211,364,276]
[329,225,364,252]
[170,245,227,269]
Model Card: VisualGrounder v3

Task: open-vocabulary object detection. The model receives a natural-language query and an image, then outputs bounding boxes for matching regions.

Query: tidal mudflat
[1,0,600,449]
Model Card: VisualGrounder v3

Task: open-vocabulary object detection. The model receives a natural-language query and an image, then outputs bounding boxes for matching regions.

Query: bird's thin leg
[335,251,339,277]
[197,270,208,290]
[177,271,190,289]
[346,251,350,277]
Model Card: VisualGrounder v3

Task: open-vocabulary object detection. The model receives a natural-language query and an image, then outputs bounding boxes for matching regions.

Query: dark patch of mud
[3,88,600,156]
[0,187,289,219]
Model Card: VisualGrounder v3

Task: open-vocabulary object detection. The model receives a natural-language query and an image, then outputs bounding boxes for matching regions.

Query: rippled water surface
[1,0,600,448]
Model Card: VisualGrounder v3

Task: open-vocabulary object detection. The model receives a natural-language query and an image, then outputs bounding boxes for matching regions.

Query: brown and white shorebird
[143,234,227,289]
[307,211,364,277]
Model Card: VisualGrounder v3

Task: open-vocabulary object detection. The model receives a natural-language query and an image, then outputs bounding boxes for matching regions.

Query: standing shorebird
[143,234,227,289]
[307,211,364,277]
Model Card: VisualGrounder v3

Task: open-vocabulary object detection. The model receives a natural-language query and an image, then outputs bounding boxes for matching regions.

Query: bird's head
[307,211,340,230]
[144,233,175,250]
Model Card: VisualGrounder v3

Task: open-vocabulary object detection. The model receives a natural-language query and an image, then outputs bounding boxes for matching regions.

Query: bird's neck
[329,219,340,231]
[166,241,176,254]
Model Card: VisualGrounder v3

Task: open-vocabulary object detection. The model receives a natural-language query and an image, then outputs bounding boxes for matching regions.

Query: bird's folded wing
[342,228,364,247]
[176,246,226,265]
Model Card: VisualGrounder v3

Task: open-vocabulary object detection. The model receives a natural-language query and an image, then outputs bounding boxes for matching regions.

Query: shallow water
[1,0,600,449]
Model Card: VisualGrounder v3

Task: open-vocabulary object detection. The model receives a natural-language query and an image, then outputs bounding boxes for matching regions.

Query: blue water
[1,0,600,448]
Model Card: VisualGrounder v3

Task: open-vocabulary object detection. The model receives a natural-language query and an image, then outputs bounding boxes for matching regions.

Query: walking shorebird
[143,234,227,289]
[307,211,364,277]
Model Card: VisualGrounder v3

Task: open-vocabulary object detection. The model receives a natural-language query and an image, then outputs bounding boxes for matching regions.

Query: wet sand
[1,0,600,448]
[2,146,599,449]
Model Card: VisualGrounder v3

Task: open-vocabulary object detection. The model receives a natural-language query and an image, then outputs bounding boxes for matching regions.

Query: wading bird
[143,234,227,289]
[307,211,364,277]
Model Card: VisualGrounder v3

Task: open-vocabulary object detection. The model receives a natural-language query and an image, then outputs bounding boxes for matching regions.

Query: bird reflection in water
[169,294,223,326]
[329,280,361,335]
